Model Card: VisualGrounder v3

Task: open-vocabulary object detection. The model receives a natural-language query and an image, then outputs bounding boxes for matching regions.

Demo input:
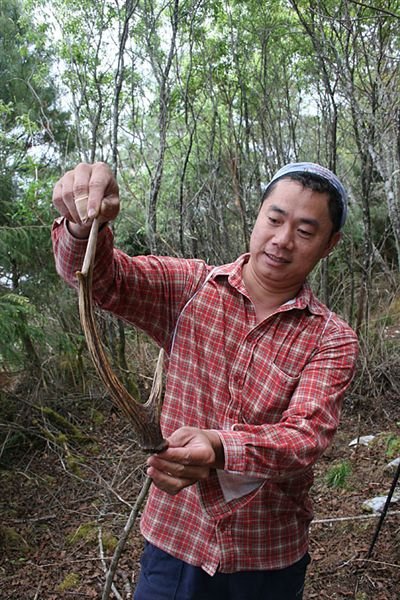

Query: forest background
[1,0,400,598]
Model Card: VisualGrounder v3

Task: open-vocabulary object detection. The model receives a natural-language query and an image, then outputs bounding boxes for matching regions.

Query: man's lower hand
[146,426,224,495]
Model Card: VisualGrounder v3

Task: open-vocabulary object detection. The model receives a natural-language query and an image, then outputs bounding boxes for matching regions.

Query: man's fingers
[52,162,120,225]
[145,427,218,494]
[146,465,197,496]
[72,163,92,199]
[99,195,120,221]
[147,456,210,481]
[52,166,88,225]
[87,162,119,220]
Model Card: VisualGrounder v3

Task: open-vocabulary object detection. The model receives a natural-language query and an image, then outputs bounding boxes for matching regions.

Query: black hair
[262,172,343,233]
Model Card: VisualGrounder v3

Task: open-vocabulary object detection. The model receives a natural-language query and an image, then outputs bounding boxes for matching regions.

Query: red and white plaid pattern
[52,218,358,575]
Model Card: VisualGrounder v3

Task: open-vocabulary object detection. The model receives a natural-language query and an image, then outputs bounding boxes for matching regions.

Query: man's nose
[273,225,294,249]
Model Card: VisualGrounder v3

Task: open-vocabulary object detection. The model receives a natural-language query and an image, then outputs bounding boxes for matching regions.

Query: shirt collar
[208,254,325,317]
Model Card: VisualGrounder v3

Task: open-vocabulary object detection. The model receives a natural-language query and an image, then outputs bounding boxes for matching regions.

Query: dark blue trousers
[134,542,310,600]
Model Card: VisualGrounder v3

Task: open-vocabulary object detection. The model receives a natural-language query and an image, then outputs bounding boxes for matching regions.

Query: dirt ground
[0,393,399,599]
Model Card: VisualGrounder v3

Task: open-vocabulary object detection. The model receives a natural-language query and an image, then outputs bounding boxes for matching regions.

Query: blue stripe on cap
[266,162,348,229]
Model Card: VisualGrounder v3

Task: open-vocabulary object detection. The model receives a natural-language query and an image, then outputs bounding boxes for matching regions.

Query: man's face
[248,179,341,293]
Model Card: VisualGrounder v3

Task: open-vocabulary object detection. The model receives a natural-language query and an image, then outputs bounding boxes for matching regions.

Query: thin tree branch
[347,0,400,20]
[102,475,152,600]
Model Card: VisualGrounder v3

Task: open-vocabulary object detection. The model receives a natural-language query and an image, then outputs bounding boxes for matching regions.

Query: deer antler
[76,217,167,453]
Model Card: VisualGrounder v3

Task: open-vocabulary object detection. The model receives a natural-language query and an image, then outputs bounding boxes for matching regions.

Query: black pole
[366,460,400,558]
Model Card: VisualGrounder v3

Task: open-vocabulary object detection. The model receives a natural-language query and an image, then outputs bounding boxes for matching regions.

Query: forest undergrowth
[1,311,400,600]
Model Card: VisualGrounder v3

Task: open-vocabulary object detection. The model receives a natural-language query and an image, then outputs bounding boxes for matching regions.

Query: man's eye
[298,228,312,237]
[268,217,279,224]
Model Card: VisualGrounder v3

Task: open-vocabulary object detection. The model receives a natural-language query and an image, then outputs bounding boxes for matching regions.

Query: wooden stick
[81,217,100,276]
[102,475,152,600]
[366,460,400,558]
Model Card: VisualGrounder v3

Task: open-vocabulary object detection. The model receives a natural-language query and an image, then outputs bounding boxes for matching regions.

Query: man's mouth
[265,252,290,264]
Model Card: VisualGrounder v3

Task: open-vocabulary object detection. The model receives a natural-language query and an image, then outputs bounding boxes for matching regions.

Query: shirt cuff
[216,429,248,473]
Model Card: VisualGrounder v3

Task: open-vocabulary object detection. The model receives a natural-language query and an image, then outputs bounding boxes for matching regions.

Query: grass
[325,460,352,489]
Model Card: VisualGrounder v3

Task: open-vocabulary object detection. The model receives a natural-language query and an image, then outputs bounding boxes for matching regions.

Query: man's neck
[242,262,301,323]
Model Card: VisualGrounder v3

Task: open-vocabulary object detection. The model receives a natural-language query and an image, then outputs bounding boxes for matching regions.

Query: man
[52,161,358,600]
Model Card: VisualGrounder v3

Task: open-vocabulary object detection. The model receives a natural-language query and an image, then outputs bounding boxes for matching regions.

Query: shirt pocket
[239,360,301,425]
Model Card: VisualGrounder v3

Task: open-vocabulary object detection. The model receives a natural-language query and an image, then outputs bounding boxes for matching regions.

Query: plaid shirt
[52,218,358,575]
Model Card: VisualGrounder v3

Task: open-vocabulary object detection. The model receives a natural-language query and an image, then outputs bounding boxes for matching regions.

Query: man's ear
[322,231,341,258]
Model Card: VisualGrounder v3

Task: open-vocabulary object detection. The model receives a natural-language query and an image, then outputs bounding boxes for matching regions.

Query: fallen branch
[102,475,152,600]
[312,510,400,525]
[98,525,124,600]
[353,557,400,569]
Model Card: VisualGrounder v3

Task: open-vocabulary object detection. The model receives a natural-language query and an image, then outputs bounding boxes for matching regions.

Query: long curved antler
[76,218,167,453]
